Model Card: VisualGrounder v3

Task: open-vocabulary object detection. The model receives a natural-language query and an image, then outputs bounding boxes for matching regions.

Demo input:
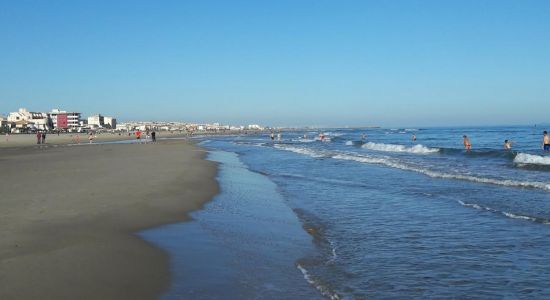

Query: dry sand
[0,140,218,299]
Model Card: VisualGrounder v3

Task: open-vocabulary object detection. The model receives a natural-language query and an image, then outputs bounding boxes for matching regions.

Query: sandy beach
[0,140,218,299]
[0,132,189,148]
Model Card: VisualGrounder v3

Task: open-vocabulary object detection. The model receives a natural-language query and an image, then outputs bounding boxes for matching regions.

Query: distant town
[0,108,265,134]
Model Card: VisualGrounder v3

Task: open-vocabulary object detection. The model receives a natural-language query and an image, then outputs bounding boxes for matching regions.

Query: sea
[142,125,550,299]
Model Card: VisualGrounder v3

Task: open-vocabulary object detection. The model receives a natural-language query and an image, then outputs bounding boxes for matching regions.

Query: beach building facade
[49,108,82,131]
[88,114,104,128]
[103,117,117,129]
[7,108,51,132]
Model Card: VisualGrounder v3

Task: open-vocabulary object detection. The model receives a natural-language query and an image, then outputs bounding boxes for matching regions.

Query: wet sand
[0,140,218,299]
[0,132,188,148]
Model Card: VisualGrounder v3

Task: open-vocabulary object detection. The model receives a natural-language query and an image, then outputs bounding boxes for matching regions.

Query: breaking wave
[362,142,439,154]
[273,145,550,191]
[514,153,550,166]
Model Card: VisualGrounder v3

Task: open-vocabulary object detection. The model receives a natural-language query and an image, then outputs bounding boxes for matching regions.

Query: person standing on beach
[42,132,47,144]
[136,130,142,141]
[463,135,471,151]
[36,132,42,144]
[504,139,513,150]
[88,132,94,144]
[543,131,550,151]
[151,131,156,142]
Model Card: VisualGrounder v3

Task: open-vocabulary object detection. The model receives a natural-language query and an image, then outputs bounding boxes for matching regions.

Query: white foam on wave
[273,144,326,158]
[294,138,316,143]
[362,142,439,154]
[514,153,550,166]
[457,200,541,223]
[502,212,536,221]
[274,145,550,191]
[332,153,550,191]
[345,141,353,146]
[296,264,341,300]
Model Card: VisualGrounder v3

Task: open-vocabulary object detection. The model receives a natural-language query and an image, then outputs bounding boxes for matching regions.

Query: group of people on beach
[134,129,157,143]
[461,131,550,151]
[35,132,47,144]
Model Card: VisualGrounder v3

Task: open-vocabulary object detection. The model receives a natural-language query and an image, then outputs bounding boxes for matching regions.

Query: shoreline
[0,140,219,299]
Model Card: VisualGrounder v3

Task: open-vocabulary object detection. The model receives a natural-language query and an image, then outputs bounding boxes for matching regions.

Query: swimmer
[543,131,550,151]
[412,133,417,141]
[463,135,471,151]
[361,134,367,141]
[270,132,275,141]
[504,139,512,150]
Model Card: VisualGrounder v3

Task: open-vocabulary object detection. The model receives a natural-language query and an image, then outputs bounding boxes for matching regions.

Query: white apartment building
[7,108,51,131]
[88,114,104,127]
[103,116,117,129]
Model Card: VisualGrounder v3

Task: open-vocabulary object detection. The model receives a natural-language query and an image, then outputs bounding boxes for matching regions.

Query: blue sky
[1,0,549,127]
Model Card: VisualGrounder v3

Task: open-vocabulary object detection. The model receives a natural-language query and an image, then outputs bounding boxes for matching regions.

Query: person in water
[463,135,471,151]
[504,139,513,150]
[543,131,550,151]
[270,132,275,141]
[412,133,417,141]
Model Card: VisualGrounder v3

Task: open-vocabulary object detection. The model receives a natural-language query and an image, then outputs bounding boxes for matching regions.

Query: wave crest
[514,153,550,166]
[362,142,439,154]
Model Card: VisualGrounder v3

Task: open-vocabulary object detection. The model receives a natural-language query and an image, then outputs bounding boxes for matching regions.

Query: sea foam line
[296,264,341,300]
[333,153,550,191]
[362,142,439,154]
[514,153,550,166]
[273,145,550,191]
[457,200,540,223]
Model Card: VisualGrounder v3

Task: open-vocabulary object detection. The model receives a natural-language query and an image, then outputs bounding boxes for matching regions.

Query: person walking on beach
[88,132,94,144]
[151,131,156,142]
[42,132,47,144]
[543,131,550,151]
[36,132,42,144]
[136,130,142,141]
[504,139,513,150]
[463,135,471,151]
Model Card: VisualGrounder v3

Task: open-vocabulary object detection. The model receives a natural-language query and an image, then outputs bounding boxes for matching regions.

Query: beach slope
[0,141,218,300]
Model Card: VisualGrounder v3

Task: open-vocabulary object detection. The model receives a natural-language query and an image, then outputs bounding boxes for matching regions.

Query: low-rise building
[7,108,51,131]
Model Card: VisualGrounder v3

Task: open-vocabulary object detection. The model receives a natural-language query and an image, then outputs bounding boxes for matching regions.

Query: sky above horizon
[1,0,549,127]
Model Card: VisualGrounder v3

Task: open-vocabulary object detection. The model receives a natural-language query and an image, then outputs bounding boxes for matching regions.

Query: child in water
[504,140,513,150]
[463,135,471,151]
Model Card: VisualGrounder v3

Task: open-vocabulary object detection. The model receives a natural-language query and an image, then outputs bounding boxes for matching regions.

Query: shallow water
[195,126,550,299]
[146,127,550,299]
[141,151,322,299]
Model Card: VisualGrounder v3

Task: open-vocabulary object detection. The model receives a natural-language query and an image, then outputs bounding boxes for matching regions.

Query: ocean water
[145,125,550,299]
